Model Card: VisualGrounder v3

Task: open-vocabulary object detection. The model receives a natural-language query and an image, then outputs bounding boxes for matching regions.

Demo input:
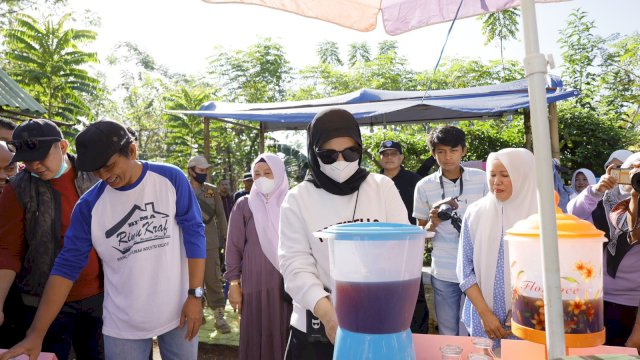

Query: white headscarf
[605,150,633,169]
[570,168,596,193]
[466,148,538,311]
[247,153,289,271]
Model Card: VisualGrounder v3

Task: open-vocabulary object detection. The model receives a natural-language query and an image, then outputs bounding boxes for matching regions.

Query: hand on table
[0,332,45,360]
[480,311,511,340]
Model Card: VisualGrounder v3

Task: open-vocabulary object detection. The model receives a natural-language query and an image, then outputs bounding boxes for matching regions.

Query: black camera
[437,197,459,220]
[437,197,462,233]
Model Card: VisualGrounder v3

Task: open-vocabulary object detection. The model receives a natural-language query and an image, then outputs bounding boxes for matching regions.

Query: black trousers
[0,282,27,349]
[604,300,638,346]
[285,326,334,360]
[410,276,429,334]
[24,292,105,360]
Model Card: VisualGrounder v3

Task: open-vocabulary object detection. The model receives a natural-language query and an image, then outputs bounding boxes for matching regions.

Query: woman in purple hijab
[224,153,292,360]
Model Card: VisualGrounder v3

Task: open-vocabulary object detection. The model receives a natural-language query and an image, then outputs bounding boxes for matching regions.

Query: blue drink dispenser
[318,223,427,360]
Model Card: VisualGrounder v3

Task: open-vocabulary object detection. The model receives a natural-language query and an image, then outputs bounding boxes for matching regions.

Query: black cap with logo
[75,120,131,172]
[379,140,403,154]
[10,119,63,163]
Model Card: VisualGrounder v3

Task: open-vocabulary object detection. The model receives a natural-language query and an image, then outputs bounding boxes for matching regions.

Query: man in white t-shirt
[413,125,487,336]
[1,120,206,360]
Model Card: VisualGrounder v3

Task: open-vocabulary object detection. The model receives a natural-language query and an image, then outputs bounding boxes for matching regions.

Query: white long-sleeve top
[278,173,409,332]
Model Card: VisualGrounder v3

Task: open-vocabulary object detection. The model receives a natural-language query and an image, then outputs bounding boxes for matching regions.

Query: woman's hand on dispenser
[314,296,339,344]
[228,281,243,314]
[480,310,511,340]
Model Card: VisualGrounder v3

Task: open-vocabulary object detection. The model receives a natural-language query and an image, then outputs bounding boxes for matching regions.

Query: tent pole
[259,121,265,153]
[549,103,560,159]
[203,117,211,161]
[521,0,566,358]
[524,109,533,151]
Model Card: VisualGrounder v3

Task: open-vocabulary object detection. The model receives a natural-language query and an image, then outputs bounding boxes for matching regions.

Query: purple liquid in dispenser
[335,278,420,334]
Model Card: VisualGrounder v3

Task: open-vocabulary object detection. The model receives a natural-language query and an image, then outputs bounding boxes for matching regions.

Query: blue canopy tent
[174,75,578,132]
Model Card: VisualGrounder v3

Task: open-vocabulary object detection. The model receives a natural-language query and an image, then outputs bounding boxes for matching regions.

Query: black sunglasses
[315,146,362,164]
[7,137,61,153]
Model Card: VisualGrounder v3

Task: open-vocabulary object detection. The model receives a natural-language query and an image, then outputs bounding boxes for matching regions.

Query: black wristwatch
[188,287,204,298]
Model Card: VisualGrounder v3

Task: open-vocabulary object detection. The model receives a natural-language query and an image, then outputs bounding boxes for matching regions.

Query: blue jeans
[431,276,463,335]
[103,324,198,360]
[24,293,104,360]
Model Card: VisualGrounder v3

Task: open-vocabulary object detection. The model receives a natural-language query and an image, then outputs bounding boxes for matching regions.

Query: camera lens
[631,172,640,193]
[437,204,453,221]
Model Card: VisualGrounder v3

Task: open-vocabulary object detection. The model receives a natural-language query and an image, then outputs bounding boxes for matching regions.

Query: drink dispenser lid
[506,192,605,240]
[317,222,426,241]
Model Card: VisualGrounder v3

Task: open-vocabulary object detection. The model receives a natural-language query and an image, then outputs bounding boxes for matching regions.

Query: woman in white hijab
[225,153,292,360]
[571,168,597,195]
[456,148,538,347]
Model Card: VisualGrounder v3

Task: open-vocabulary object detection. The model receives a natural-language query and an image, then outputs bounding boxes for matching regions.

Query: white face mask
[319,159,359,183]
[254,177,276,194]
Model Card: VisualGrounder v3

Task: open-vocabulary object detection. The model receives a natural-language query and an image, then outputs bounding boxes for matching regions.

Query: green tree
[479,8,520,78]
[598,32,640,128]
[557,105,637,174]
[558,9,605,110]
[104,42,174,161]
[164,86,216,169]
[458,118,525,162]
[293,40,417,98]
[316,40,342,66]
[1,12,99,122]
[347,42,371,67]
[267,142,309,185]
[208,38,292,103]
[377,40,398,56]
[0,0,67,28]
[414,58,524,90]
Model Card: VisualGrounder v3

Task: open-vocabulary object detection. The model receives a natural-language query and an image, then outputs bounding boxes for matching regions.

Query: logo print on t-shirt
[105,202,170,255]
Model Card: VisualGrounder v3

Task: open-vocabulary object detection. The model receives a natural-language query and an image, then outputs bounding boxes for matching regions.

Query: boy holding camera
[413,125,487,335]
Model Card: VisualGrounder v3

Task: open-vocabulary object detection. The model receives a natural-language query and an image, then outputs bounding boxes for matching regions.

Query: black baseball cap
[379,140,403,154]
[10,119,63,163]
[242,172,253,181]
[75,120,131,172]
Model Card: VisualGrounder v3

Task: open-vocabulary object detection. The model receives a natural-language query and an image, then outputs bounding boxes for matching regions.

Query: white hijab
[467,148,538,310]
[570,168,596,193]
[247,153,289,271]
[605,149,633,169]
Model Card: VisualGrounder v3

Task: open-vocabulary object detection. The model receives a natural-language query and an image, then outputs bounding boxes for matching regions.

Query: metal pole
[521,0,566,357]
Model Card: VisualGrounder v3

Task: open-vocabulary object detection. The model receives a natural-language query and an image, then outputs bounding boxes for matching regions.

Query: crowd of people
[0,109,639,359]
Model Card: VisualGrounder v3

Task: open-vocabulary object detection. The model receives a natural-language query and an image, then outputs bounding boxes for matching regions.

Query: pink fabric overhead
[203,0,566,35]
[202,0,382,32]
[381,0,563,35]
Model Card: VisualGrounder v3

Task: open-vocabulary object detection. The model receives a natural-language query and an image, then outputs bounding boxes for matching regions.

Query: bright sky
[68,0,639,79]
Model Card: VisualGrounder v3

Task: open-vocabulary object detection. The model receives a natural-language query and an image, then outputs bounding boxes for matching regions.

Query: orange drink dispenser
[505,204,606,347]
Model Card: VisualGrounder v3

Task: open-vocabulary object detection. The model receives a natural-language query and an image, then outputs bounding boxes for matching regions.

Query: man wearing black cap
[379,140,421,225]
[1,119,206,360]
[379,140,429,334]
[233,171,253,203]
[0,119,103,359]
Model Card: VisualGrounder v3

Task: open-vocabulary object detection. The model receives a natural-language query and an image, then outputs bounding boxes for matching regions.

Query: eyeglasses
[315,146,362,164]
[7,137,61,153]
